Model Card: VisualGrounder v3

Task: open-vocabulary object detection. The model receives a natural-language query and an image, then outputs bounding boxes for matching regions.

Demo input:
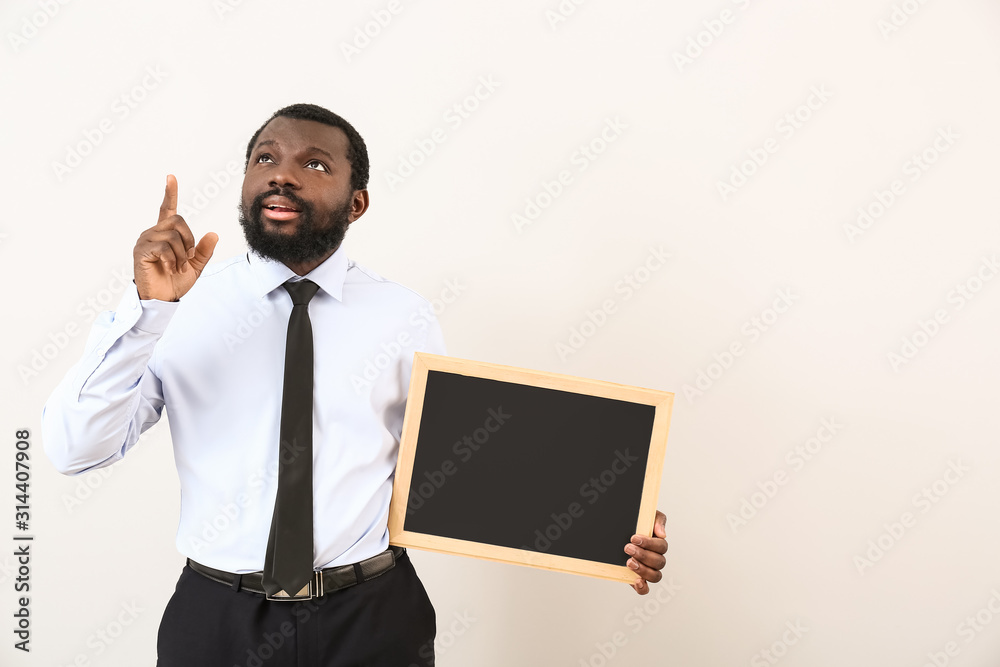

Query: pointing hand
[133,174,218,301]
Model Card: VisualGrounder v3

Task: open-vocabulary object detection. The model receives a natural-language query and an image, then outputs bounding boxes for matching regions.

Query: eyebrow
[254,140,337,162]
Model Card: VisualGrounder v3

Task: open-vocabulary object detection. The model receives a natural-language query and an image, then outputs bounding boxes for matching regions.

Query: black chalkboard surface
[388,353,673,583]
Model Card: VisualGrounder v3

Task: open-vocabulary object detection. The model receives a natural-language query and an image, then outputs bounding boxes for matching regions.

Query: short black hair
[244,103,369,191]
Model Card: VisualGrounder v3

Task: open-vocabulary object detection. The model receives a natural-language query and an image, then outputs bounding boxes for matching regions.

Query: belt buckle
[265,571,323,601]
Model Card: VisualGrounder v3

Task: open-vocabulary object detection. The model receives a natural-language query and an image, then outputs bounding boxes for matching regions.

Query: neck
[283,246,339,276]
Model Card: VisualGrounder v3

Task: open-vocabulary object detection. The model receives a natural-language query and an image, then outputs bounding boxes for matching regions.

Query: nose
[268,163,301,190]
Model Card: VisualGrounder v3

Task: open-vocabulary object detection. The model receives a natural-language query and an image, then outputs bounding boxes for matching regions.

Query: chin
[261,221,299,234]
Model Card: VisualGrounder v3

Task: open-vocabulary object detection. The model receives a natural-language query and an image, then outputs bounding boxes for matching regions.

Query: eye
[256,153,274,164]
[306,159,328,172]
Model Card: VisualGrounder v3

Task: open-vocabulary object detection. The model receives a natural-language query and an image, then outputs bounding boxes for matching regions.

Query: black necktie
[263,279,320,598]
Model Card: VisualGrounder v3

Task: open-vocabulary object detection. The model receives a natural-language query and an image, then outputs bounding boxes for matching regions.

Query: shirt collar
[247,245,348,302]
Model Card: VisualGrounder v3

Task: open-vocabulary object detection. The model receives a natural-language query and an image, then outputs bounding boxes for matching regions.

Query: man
[42,103,668,666]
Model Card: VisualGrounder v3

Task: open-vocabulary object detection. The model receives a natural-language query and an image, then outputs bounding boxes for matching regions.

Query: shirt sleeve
[41,284,178,475]
[419,309,448,358]
[382,307,448,443]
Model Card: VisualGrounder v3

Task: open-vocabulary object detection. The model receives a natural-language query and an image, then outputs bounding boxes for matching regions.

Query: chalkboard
[388,353,673,583]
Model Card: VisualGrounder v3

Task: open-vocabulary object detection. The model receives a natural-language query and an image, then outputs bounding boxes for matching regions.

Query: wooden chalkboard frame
[388,353,673,583]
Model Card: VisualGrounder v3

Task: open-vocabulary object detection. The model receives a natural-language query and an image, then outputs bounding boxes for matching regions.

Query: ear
[349,189,370,222]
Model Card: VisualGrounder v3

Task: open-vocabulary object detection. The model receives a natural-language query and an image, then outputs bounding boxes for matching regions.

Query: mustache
[250,188,311,214]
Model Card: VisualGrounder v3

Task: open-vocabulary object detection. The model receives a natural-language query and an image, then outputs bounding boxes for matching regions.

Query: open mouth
[261,195,302,221]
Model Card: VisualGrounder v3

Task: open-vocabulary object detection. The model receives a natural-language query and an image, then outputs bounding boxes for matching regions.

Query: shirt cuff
[137,299,180,334]
[117,284,180,334]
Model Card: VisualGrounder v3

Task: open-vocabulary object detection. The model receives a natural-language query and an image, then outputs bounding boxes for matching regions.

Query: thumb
[654,511,667,539]
[189,232,219,273]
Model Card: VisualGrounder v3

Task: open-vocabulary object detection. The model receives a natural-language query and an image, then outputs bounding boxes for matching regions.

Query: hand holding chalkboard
[626,511,668,595]
[388,353,674,585]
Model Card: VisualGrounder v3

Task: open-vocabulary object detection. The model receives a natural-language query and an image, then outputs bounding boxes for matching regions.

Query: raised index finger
[158,174,178,223]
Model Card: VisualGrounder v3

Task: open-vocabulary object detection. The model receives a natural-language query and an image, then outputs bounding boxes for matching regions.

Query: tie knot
[283,279,319,306]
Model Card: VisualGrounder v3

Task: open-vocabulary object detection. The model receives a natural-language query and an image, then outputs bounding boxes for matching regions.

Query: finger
[188,232,219,273]
[151,216,197,267]
[158,174,178,223]
[626,557,663,585]
[152,228,192,270]
[139,244,181,275]
[630,579,649,595]
[629,533,668,555]
[139,231,191,274]
[654,511,667,539]
[626,543,667,572]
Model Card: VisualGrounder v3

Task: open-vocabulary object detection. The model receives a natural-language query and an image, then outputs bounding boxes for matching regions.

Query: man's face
[239,116,366,270]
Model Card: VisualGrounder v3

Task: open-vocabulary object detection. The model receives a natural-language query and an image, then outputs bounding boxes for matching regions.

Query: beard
[238,188,352,266]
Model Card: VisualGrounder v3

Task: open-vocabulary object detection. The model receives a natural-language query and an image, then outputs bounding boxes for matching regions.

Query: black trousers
[156,552,436,667]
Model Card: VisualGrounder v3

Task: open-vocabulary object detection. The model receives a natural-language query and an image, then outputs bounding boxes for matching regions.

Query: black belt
[187,546,405,601]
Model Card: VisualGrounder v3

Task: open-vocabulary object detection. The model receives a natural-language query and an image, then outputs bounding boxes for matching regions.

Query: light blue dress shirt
[42,247,446,573]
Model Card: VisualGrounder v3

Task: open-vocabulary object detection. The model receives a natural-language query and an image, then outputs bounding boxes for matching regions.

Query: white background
[2,0,1000,665]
